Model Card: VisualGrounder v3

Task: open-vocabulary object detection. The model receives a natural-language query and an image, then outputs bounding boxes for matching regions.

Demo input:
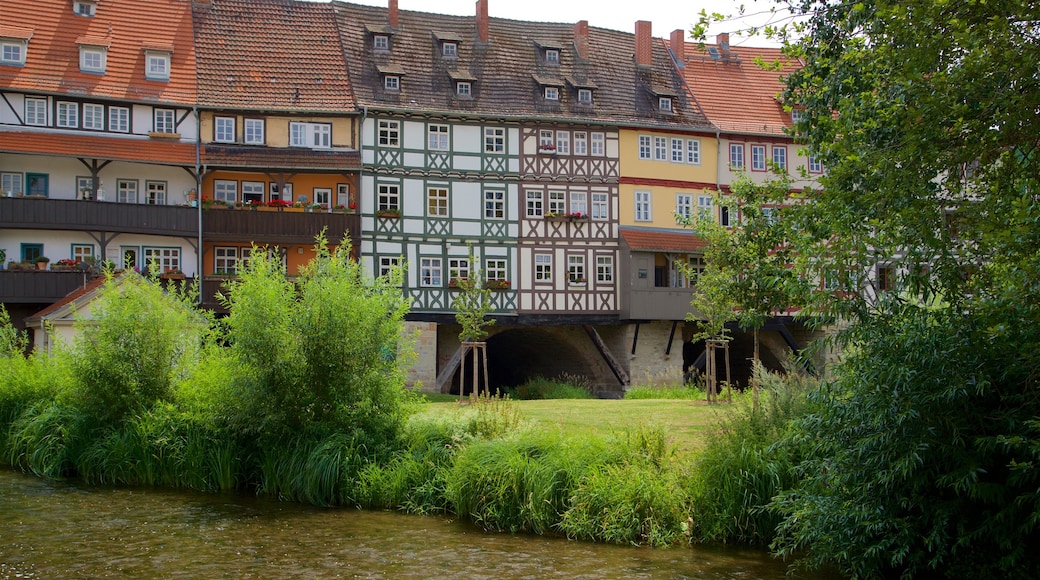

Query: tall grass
[686,364,817,545]
[505,375,593,400]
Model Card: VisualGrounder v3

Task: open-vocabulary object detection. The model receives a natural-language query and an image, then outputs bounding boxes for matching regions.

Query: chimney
[476,0,488,42]
[717,32,730,52]
[635,21,652,67]
[388,0,398,28]
[574,20,589,60]
[670,29,685,61]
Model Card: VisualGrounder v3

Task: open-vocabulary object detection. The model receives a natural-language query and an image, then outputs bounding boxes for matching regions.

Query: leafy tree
[453,245,495,343]
[717,0,1040,576]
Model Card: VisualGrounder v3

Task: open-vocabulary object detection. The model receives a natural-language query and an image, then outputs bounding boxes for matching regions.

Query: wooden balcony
[202,208,360,246]
[0,196,197,237]
[0,270,97,303]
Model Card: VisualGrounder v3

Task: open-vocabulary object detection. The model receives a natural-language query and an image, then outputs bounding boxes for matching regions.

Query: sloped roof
[620,227,706,253]
[0,129,196,165]
[668,40,799,137]
[24,273,116,324]
[202,145,361,170]
[0,0,196,104]
[334,2,711,130]
[192,0,355,111]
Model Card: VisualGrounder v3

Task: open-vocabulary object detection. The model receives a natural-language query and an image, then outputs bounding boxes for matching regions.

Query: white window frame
[596,256,614,284]
[420,257,443,287]
[143,247,181,273]
[25,98,46,126]
[373,34,389,51]
[214,180,238,204]
[1,41,26,66]
[379,256,401,279]
[569,191,587,217]
[80,46,105,73]
[242,181,264,204]
[214,116,235,143]
[591,132,605,156]
[544,86,560,101]
[526,190,543,218]
[484,189,505,220]
[57,101,78,128]
[697,194,714,221]
[654,136,667,160]
[378,120,400,147]
[545,48,560,64]
[145,51,170,81]
[71,244,94,263]
[154,108,175,133]
[377,183,400,211]
[456,81,472,97]
[82,103,104,130]
[539,129,554,148]
[635,191,651,222]
[116,179,138,204]
[109,106,129,132]
[312,188,331,208]
[427,186,449,217]
[214,246,240,275]
[671,138,684,163]
[808,155,823,174]
[244,118,265,144]
[729,143,745,169]
[1,172,23,196]
[441,42,458,57]
[145,181,166,205]
[638,135,651,159]
[676,193,693,221]
[384,75,400,91]
[485,259,507,283]
[686,139,701,165]
[427,124,449,151]
[484,127,504,153]
[555,131,570,155]
[577,88,593,104]
[290,121,331,149]
[448,258,470,281]
[548,191,566,215]
[591,192,608,220]
[534,254,552,282]
[568,255,586,284]
[659,97,673,112]
[773,146,788,171]
[573,131,587,155]
[751,145,767,171]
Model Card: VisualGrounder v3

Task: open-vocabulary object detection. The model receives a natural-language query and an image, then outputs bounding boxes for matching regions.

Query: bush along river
[0,469,836,579]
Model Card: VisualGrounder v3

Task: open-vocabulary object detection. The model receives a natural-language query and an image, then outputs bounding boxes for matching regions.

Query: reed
[505,376,593,400]
[6,402,80,479]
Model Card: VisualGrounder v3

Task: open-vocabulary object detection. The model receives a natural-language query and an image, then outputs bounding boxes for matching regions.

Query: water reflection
[0,469,825,579]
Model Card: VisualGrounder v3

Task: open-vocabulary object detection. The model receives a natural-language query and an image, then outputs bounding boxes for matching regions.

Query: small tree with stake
[453,245,494,401]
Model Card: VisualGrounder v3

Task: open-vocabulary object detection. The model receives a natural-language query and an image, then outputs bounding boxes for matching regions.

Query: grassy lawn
[416,394,731,456]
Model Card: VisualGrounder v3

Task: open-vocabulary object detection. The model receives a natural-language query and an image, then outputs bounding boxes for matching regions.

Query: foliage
[219,233,413,447]
[688,365,816,545]
[0,305,26,355]
[735,0,1040,576]
[505,375,593,400]
[452,245,495,342]
[69,273,207,425]
[623,383,702,400]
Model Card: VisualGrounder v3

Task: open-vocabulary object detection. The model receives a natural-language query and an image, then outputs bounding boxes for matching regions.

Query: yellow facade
[617,129,721,229]
[198,113,356,148]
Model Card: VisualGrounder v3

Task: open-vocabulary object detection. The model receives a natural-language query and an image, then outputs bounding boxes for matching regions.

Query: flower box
[159,271,186,280]
[148,131,182,140]
[376,209,402,218]
[485,279,511,290]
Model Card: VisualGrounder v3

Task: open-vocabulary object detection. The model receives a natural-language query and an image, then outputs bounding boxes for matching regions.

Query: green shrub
[506,376,593,400]
[624,384,703,400]
[6,402,83,479]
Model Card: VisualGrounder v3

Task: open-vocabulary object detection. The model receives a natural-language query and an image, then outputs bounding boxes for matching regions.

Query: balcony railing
[202,207,360,246]
[0,270,97,303]
[0,197,197,237]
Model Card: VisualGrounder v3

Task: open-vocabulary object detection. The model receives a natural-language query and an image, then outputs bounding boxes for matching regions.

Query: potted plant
[51,258,80,271]
[0,248,5,269]
[538,143,557,154]
[484,279,510,290]
[376,208,402,218]
[159,268,186,280]
[34,256,50,270]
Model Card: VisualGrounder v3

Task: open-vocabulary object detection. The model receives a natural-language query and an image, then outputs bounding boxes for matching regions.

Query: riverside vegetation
[0,236,818,551]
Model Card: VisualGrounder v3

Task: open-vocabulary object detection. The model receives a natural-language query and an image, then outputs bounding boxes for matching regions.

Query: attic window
[74,1,96,17]
[456,81,472,97]
[658,97,673,112]
[707,46,720,60]
[544,86,560,101]
[577,88,593,104]
[384,75,400,91]
[373,34,389,51]
[442,41,458,58]
[545,49,560,64]
[1,40,27,66]
[80,46,106,73]
[145,51,171,81]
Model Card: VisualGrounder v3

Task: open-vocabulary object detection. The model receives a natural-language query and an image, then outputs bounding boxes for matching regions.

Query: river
[0,469,831,579]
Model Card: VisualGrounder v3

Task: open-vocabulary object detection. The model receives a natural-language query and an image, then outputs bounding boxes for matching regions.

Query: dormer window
[384,75,400,91]
[545,49,560,64]
[377,64,406,92]
[80,46,106,73]
[544,86,560,101]
[456,81,472,97]
[373,34,389,51]
[658,97,673,112]
[145,50,171,81]
[442,41,458,58]
[74,0,97,17]
[577,88,593,104]
[1,40,27,66]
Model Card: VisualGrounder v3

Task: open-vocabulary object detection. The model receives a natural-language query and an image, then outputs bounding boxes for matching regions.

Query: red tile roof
[621,227,707,253]
[193,0,355,111]
[0,130,196,166]
[668,40,800,137]
[24,273,114,323]
[202,145,361,170]
[0,0,196,104]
